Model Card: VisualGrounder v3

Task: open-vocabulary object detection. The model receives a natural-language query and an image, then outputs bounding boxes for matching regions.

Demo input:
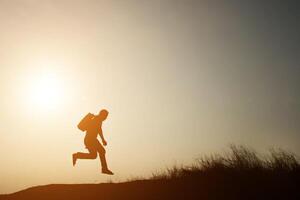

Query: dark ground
[0,175,299,200]
[1,145,299,200]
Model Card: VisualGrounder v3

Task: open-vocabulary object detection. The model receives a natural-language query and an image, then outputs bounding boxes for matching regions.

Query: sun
[27,72,65,111]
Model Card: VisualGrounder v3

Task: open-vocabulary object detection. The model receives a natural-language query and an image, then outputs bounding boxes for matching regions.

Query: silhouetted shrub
[150,145,300,180]
[267,148,299,171]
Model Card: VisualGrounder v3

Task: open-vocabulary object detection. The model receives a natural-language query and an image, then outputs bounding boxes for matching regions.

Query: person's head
[98,109,109,121]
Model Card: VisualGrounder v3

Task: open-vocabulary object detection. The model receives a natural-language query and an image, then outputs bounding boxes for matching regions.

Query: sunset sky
[0,0,300,193]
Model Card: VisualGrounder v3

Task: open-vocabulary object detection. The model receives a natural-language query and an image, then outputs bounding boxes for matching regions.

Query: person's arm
[98,127,107,146]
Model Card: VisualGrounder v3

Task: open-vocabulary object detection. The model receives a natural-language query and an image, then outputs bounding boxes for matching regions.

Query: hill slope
[1,146,299,200]
[0,175,299,200]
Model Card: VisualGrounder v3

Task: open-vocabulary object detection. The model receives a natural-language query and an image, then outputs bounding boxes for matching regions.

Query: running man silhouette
[72,109,114,175]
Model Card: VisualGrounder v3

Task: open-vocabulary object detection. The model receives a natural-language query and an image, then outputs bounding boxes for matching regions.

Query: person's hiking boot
[72,153,78,166]
[102,168,114,175]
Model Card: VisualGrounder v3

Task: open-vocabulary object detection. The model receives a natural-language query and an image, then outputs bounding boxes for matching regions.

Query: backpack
[77,113,95,132]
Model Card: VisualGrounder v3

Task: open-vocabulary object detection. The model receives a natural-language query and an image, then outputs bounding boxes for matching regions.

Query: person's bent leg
[73,148,97,166]
[76,152,97,159]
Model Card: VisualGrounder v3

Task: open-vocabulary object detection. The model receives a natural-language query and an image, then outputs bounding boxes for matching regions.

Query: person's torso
[85,117,102,140]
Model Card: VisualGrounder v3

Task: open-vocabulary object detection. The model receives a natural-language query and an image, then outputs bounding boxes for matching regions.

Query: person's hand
[102,140,107,146]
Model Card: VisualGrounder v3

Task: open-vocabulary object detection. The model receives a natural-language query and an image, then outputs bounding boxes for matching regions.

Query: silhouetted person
[72,109,113,175]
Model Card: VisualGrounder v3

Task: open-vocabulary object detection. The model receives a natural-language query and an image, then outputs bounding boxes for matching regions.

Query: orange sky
[1,0,300,194]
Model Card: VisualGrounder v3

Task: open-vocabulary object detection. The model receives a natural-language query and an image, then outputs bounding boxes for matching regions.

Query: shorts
[84,137,106,154]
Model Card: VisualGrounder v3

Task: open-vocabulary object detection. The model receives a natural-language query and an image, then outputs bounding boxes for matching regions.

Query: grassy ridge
[151,145,299,179]
[148,145,300,199]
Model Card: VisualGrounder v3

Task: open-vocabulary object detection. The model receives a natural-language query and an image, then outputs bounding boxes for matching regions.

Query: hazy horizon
[0,0,299,193]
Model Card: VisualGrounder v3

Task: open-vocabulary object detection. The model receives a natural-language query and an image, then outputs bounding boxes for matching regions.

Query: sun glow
[27,72,65,111]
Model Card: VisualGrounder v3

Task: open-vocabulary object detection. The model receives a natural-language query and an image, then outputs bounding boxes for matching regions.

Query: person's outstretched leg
[97,146,113,175]
[99,153,113,175]
[72,149,97,166]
